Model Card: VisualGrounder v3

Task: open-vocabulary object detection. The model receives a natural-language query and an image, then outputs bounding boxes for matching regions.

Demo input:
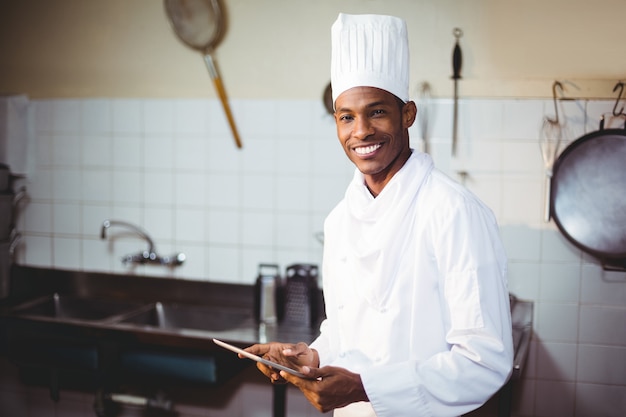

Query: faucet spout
[100,219,156,255]
[100,219,185,268]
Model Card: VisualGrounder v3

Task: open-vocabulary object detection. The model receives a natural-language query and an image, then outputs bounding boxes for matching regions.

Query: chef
[244,13,513,417]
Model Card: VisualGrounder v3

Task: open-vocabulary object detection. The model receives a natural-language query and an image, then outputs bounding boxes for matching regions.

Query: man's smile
[354,142,383,156]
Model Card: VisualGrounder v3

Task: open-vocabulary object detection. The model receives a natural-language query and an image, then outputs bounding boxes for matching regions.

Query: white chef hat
[331,13,410,106]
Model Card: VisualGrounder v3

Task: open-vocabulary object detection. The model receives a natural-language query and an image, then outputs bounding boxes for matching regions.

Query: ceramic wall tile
[175,172,206,207]
[112,99,142,134]
[174,99,211,134]
[143,100,174,134]
[82,133,113,168]
[275,212,311,249]
[539,262,581,303]
[578,306,626,346]
[275,175,311,212]
[580,264,626,306]
[534,341,578,381]
[575,382,626,417]
[535,302,579,343]
[208,246,240,283]
[81,169,112,203]
[112,134,142,169]
[240,135,276,175]
[52,99,81,133]
[52,202,81,235]
[81,99,111,135]
[52,133,81,167]
[577,345,626,385]
[241,174,274,210]
[174,136,209,172]
[533,379,575,417]
[175,208,207,243]
[241,211,274,247]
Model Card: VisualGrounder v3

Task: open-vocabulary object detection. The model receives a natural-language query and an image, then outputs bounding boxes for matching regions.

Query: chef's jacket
[310,151,513,417]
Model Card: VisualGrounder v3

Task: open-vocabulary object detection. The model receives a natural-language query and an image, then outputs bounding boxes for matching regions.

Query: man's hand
[243,342,319,384]
[280,365,369,413]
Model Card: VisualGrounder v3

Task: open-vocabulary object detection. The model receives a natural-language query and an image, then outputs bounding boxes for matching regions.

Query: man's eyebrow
[335,101,390,113]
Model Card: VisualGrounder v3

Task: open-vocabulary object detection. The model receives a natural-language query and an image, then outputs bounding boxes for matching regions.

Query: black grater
[283,263,319,328]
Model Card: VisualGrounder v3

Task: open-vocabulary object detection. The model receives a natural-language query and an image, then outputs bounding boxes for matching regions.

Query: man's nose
[352,117,374,139]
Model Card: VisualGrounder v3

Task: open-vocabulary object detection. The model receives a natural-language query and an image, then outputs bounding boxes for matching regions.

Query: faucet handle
[162,253,186,266]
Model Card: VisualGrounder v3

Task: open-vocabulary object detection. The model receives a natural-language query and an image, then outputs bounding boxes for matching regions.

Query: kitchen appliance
[282,264,320,328]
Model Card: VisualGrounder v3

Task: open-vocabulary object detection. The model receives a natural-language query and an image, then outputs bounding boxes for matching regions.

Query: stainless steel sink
[9,293,147,322]
[119,302,251,332]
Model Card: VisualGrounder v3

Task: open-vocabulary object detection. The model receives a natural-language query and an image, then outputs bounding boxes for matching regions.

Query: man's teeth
[354,143,382,155]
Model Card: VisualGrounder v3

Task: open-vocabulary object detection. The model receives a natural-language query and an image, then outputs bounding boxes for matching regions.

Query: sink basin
[10,293,146,322]
[119,302,251,332]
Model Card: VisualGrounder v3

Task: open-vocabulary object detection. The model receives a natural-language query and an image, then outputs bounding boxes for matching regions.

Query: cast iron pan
[550,127,626,270]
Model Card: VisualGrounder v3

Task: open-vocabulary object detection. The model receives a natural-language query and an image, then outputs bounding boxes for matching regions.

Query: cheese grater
[283,263,319,328]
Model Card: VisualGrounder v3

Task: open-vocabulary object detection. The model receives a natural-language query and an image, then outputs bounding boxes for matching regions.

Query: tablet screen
[213,338,308,378]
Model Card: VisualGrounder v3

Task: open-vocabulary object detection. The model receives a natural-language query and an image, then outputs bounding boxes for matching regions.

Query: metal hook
[612,81,624,117]
[549,81,565,124]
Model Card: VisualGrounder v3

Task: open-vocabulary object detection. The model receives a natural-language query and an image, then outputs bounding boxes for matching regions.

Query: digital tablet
[213,338,308,378]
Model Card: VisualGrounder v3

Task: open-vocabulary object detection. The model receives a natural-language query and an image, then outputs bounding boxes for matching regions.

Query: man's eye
[339,114,354,122]
[372,109,385,116]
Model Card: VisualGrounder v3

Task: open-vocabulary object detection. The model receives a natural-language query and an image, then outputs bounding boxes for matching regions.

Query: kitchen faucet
[100,219,185,267]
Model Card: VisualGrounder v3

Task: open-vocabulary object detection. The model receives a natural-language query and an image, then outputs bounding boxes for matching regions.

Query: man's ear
[403,101,418,128]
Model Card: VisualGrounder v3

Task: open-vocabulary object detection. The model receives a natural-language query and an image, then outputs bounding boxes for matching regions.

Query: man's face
[334,86,416,194]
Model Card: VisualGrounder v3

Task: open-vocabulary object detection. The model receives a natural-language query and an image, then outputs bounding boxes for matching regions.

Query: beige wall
[0,0,624,99]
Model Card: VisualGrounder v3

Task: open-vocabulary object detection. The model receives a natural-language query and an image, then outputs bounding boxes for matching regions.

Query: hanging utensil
[451,28,463,156]
[551,117,626,270]
[416,82,433,154]
[164,0,242,149]
[539,81,565,222]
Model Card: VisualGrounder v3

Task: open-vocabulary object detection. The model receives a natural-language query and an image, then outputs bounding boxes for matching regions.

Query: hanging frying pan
[164,0,242,149]
[550,120,626,270]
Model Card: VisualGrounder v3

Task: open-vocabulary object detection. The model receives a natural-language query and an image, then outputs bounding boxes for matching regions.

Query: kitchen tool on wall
[451,28,463,156]
[608,80,624,122]
[539,81,565,222]
[550,84,626,270]
[164,0,242,149]
[416,82,433,154]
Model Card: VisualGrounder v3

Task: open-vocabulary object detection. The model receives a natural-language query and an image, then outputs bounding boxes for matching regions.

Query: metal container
[253,264,284,325]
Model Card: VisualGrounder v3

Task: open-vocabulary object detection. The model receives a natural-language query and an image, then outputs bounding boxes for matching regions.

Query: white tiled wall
[4,96,626,417]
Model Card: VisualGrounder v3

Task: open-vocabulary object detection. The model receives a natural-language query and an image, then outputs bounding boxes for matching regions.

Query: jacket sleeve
[361,197,514,417]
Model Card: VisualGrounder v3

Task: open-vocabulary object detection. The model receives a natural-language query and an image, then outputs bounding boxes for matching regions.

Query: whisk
[539,81,566,222]
[539,113,563,222]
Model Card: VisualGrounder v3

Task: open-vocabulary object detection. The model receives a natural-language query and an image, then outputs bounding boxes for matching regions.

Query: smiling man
[243,13,513,417]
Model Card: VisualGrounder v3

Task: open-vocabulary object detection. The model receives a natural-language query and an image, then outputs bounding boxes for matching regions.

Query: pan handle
[204,54,243,149]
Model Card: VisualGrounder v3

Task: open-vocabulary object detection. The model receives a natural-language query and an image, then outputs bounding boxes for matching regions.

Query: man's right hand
[243,341,319,383]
